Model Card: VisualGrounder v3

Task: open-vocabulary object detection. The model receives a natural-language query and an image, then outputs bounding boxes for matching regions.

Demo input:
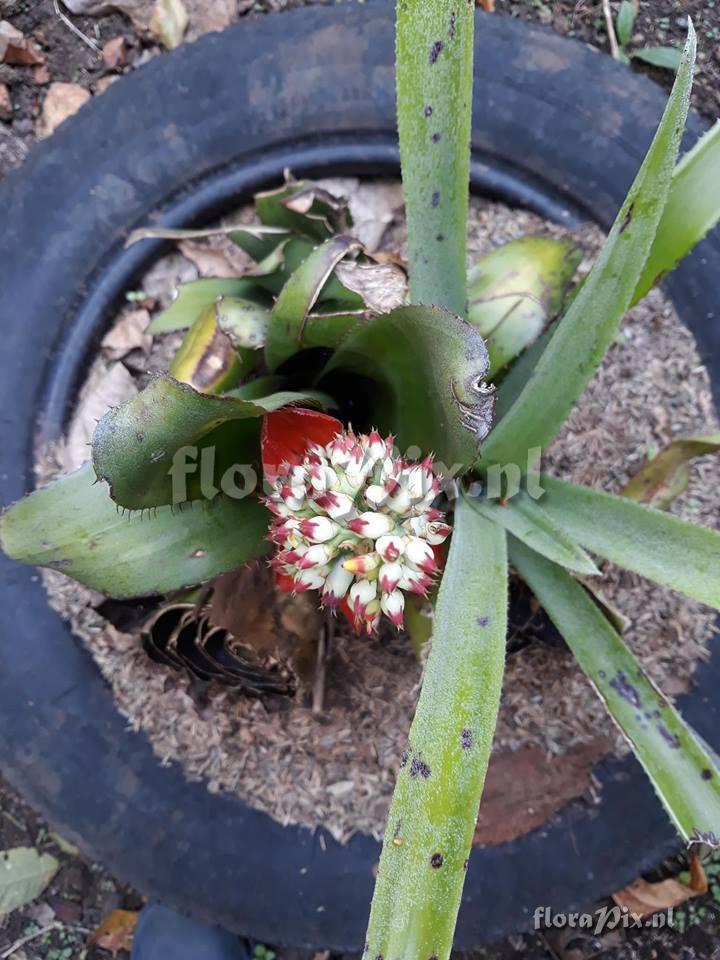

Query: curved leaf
[632,46,683,71]
[255,179,352,242]
[0,464,270,598]
[265,235,363,371]
[621,432,720,509]
[324,305,494,469]
[467,489,599,575]
[636,121,720,301]
[467,237,581,379]
[92,376,329,509]
[365,498,507,960]
[481,24,696,469]
[169,303,251,392]
[147,278,268,335]
[511,537,720,848]
[539,474,720,610]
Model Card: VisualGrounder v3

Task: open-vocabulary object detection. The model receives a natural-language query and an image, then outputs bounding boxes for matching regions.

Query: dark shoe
[131,904,250,960]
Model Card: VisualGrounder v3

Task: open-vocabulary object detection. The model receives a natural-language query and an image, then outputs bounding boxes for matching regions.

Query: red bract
[261,408,343,481]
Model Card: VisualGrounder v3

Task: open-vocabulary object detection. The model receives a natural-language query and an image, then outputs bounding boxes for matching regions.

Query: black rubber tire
[1,1,719,949]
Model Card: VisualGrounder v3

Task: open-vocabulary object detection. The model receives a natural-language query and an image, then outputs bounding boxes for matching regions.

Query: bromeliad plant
[3,1,720,957]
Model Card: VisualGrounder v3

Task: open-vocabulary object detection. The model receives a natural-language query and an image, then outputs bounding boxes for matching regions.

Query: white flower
[265,426,451,631]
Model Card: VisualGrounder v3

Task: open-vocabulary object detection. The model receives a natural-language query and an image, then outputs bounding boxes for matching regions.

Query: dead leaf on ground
[177,239,243,278]
[612,851,707,917]
[149,0,189,49]
[102,35,127,70]
[0,20,45,66]
[621,432,720,510]
[477,0,496,10]
[0,847,60,916]
[32,63,50,85]
[95,75,119,95]
[317,178,404,251]
[63,0,151,32]
[0,82,11,121]
[89,908,138,958]
[36,82,91,139]
[101,308,152,360]
[474,738,611,845]
[183,0,235,41]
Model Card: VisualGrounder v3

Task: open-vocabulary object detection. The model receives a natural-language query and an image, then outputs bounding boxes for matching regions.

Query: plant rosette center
[262,409,451,633]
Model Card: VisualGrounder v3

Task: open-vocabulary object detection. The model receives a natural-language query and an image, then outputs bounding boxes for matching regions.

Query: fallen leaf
[102,35,127,70]
[90,909,138,958]
[101,308,152,360]
[474,739,612,845]
[149,0,189,49]
[0,847,60,916]
[95,75,118,95]
[621,432,720,510]
[63,0,151,31]
[184,0,235,41]
[47,833,80,857]
[0,20,45,66]
[36,82,91,139]
[177,239,243,278]
[0,82,11,121]
[317,178,404,251]
[32,63,50,85]
[612,851,707,917]
[476,0,495,10]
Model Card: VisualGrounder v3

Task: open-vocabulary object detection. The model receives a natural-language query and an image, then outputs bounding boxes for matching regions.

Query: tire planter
[1,1,719,949]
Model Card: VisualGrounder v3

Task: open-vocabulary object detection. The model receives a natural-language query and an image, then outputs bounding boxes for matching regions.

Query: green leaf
[147,278,268,334]
[636,122,720,302]
[632,45,683,71]
[254,180,352,242]
[621,432,720,509]
[265,235,363,371]
[467,237,581,379]
[481,24,696,469]
[0,847,60,916]
[510,537,720,848]
[92,375,329,509]
[365,498,507,960]
[0,464,270,598]
[324,305,494,468]
[616,1,637,48]
[466,489,599,575]
[396,0,474,316]
[538,474,720,609]
[169,302,251,393]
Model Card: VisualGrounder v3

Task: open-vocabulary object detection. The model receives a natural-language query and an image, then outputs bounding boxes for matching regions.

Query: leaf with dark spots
[510,536,720,847]
[482,25,696,467]
[92,375,330,509]
[429,40,444,64]
[0,463,270,598]
[324,305,492,467]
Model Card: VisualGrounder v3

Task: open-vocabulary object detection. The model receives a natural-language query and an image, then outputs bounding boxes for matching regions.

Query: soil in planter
[36,179,719,846]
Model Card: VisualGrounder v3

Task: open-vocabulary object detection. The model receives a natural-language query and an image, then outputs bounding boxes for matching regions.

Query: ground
[1,0,719,958]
